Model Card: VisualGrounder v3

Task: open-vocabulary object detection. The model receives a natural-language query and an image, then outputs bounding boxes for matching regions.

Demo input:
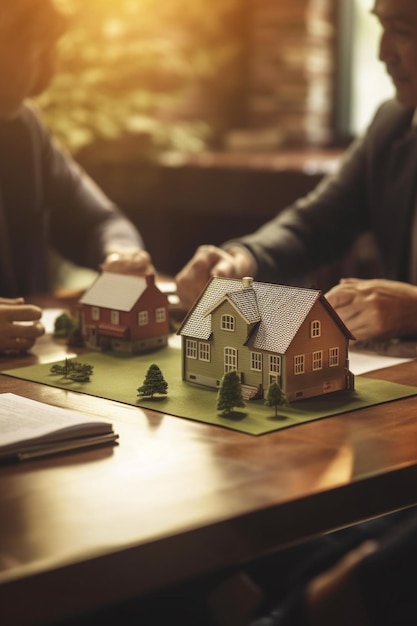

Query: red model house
[79,272,169,354]
[178,276,355,402]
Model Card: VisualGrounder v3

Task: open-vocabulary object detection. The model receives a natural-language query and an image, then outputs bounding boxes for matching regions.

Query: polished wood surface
[1,297,417,625]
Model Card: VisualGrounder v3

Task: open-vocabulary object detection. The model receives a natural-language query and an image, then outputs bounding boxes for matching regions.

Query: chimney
[242,276,253,290]
[146,273,155,287]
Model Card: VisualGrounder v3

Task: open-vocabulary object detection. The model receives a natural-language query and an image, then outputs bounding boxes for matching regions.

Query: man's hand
[325,278,417,341]
[101,249,155,276]
[175,245,256,309]
[0,298,45,353]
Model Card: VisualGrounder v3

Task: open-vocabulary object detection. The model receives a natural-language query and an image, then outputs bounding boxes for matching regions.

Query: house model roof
[79,271,150,312]
[178,277,354,353]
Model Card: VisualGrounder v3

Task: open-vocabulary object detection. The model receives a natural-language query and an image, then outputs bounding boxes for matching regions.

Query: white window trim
[138,310,149,326]
[155,307,166,323]
[221,314,235,332]
[186,339,197,359]
[311,320,321,338]
[329,347,339,367]
[250,351,262,371]
[224,346,237,372]
[312,350,323,371]
[199,342,211,362]
[111,310,120,325]
[294,354,305,375]
[269,354,281,375]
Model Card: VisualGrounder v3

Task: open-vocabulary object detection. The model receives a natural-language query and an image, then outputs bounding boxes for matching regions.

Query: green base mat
[3,346,417,435]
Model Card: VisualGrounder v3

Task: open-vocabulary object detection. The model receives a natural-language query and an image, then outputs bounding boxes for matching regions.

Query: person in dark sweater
[0,0,153,353]
[176,0,417,347]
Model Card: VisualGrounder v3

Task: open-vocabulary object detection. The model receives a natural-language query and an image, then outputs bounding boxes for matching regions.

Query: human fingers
[0,304,43,336]
[0,320,44,354]
[101,250,155,275]
[325,283,358,309]
[176,245,226,308]
[0,297,25,306]
[0,334,37,354]
[211,256,239,278]
[212,245,256,279]
[0,336,37,354]
[14,320,45,340]
[6,304,43,324]
[339,277,361,285]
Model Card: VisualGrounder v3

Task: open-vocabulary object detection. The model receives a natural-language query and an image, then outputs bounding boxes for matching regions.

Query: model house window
[155,307,166,323]
[91,307,100,321]
[221,314,235,331]
[199,342,211,362]
[269,354,281,375]
[329,347,339,367]
[224,347,237,372]
[138,310,149,326]
[294,354,305,375]
[269,373,278,386]
[312,350,323,371]
[250,351,262,371]
[111,310,120,325]
[186,339,197,359]
[310,320,321,338]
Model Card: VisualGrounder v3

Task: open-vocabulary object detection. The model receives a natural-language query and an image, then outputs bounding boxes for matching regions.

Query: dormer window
[221,314,235,331]
[310,320,321,338]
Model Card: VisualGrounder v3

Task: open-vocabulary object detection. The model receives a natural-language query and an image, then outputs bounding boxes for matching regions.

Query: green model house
[177,277,355,402]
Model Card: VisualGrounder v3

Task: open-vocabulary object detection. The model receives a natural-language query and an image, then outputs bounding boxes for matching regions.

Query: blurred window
[344,0,394,136]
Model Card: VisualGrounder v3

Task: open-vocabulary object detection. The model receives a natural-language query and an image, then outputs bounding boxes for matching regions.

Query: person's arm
[0,297,44,353]
[175,101,379,310]
[175,138,367,309]
[32,105,151,273]
[228,134,369,286]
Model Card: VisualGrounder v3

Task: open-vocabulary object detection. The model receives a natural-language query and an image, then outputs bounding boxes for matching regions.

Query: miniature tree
[50,359,93,382]
[217,370,245,415]
[53,312,78,339]
[264,381,288,417]
[69,363,94,382]
[137,364,168,399]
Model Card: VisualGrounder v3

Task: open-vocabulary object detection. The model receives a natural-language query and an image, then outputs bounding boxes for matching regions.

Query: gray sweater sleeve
[28,104,144,269]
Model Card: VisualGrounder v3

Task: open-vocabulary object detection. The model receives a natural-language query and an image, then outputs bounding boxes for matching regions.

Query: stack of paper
[0,393,118,462]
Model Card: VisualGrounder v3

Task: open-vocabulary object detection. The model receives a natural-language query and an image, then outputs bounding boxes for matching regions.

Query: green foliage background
[37,0,244,158]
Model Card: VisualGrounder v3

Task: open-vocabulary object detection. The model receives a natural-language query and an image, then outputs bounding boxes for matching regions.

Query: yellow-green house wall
[181,298,351,402]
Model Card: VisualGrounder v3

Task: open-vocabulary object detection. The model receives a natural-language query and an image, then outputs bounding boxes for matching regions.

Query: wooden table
[1,298,417,625]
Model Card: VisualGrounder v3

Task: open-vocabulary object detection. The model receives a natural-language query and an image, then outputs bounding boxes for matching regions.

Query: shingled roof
[79,272,150,312]
[178,276,354,353]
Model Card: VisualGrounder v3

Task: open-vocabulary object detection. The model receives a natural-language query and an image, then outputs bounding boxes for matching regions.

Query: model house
[177,277,355,402]
[79,272,169,353]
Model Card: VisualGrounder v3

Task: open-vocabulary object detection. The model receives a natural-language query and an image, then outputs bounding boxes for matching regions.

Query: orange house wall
[284,301,349,397]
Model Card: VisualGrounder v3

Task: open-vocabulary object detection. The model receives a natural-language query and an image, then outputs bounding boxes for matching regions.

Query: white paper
[0,393,112,448]
[349,350,413,375]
